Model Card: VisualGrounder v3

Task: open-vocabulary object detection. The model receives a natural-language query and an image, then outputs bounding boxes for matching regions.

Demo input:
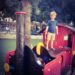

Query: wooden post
[22,0,32,48]
[15,12,27,75]
[15,1,32,75]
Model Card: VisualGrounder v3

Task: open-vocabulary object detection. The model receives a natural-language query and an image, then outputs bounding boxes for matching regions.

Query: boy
[45,11,58,50]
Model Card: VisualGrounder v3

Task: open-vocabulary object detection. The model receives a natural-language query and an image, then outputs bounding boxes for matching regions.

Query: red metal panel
[56,50,72,68]
[55,51,66,68]
[63,51,72,67]
[5,50,15,64]
[72,34,75,50]
[44,56,62,75]
[43,25,73,75]
[60,51,68,68]
[53,26,71,49]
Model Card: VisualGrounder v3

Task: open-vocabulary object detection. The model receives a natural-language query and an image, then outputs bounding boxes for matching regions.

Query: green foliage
[0,0,75,25]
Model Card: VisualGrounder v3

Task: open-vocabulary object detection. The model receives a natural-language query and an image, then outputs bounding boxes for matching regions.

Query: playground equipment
[4,12,75,75]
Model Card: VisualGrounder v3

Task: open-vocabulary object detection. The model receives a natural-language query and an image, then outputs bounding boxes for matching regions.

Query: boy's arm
[44,26,48,39]
[45,26,48,34]
[56,26,58,34]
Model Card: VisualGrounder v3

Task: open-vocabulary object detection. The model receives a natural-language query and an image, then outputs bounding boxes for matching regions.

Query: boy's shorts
[47,32,55,41]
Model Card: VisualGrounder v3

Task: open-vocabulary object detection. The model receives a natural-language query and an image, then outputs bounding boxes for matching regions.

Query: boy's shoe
[50,48,56,51]
[46,47,49,51]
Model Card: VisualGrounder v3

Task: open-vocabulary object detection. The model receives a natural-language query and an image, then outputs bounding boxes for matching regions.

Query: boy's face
[50,12,57,20]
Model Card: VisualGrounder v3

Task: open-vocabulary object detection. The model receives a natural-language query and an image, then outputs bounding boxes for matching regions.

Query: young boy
[45,11,58,50]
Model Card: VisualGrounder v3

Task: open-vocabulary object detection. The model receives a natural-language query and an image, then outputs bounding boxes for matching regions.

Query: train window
[67,33,72,48]
[64,35,68,40]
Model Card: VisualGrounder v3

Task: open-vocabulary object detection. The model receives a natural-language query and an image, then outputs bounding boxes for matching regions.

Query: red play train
[4,24,75,75]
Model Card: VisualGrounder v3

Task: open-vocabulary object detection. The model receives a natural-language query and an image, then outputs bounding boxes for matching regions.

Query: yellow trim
[36,42,44,55]
[4,63,10,72]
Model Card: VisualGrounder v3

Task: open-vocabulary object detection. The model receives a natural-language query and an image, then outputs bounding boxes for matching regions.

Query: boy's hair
[50,11,57,16]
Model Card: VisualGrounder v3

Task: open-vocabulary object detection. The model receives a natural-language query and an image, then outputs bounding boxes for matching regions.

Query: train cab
[43,24,75,75]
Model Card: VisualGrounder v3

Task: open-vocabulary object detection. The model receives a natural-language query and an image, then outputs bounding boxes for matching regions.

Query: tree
[15,0,32,75]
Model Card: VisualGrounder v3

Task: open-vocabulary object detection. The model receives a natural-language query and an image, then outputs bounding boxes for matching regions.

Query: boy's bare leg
[51,40,54,48]
[51,40,56,50]
[51,34,55,50]
[46,40,49,50]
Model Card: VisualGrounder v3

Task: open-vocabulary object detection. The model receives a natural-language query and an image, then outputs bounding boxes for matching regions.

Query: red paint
[15,11,27,15]
[5,50,15,64]
[43,24,75,75]
[44,56,62,75]
[72,34,75,50]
